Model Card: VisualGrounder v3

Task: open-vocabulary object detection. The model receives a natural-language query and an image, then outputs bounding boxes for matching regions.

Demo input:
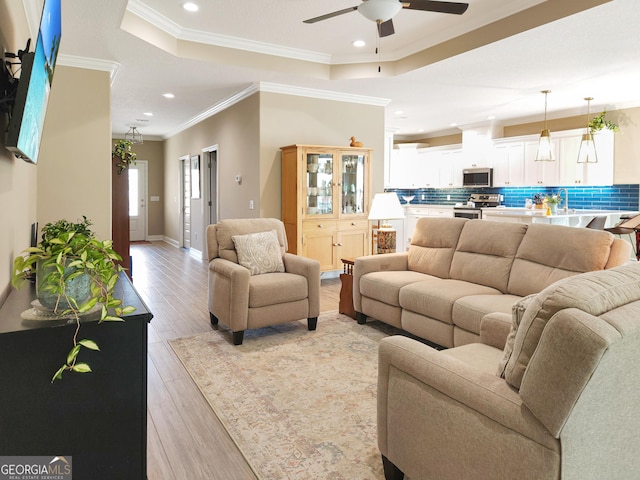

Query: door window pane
[129,168,138,216]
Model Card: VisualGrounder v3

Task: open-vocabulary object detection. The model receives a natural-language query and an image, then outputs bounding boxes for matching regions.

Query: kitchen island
[482,207,638,228]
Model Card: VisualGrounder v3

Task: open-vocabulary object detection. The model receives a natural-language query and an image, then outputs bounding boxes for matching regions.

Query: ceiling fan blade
[303,6,359,24]
[403,0,469,15]
[378,19,395,37]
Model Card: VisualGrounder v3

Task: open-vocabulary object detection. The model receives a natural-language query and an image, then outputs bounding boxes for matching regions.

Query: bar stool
[585,216,606,230]
[605,225,638,258]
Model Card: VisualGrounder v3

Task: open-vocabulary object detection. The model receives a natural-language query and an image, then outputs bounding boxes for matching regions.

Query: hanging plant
[588,111,619,134]
[112,139,137,175]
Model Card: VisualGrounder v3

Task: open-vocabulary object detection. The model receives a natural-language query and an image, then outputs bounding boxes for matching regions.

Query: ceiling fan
[303,0,469,37]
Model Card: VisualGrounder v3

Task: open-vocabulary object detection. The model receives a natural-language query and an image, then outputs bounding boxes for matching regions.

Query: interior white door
[129,161,147,242]
[182,158,191,248]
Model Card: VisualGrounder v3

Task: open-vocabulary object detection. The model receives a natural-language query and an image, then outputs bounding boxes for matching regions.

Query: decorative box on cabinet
[0,273,152,480]
[281,144,372,271]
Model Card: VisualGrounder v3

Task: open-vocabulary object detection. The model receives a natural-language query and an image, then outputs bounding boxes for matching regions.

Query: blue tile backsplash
[387,185,640,211]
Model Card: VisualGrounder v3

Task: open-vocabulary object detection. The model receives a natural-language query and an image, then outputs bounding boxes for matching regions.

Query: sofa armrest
[480,312,512,350]
[209,258,250,328]
[283,253,321,317]
[377,336,555,456]
[353,252,408,311]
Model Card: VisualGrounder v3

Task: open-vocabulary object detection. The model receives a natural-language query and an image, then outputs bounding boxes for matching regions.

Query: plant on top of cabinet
[588,111,619,134]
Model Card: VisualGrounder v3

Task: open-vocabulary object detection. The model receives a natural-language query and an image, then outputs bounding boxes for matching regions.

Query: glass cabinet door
[341,153,365,214]
[306,152,334,216]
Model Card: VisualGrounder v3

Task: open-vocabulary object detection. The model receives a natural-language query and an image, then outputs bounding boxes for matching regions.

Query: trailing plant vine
[588,111,619,134]
[112,139,137,175]
[12,217,136,382]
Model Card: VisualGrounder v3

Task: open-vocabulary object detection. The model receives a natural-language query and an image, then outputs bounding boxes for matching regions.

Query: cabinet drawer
[302,220,338,234]
[338,219,368,231]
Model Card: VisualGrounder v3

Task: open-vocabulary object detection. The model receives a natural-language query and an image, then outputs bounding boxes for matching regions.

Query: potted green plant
[588,111,619,134]
[544,194,562,214]
[112,139,137,175]
[11,217,135,382]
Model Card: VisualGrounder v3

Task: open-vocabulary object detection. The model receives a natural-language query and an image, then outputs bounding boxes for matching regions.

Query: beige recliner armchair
[206,218,320,345]
[377,262,640,480]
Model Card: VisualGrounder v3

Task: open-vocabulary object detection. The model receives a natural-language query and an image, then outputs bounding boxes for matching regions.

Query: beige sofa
[206,218,320,344]
[377,261,640,480]
[354,217,631,348]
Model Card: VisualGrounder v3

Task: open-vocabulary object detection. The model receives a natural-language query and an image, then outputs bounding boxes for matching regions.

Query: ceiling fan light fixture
[358,0,402,22]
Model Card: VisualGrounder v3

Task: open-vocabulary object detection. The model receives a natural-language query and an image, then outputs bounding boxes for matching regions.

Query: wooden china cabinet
[281,144,372,271]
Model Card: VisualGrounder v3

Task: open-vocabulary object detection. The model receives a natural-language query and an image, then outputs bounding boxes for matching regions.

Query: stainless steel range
[453,193,502,220]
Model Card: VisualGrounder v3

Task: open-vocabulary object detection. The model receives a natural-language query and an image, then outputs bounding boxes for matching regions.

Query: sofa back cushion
[407,217,468,278]
[449,220,528,292]
[507,223,615,297]
[209,218,287,264]
[503,262,640,390]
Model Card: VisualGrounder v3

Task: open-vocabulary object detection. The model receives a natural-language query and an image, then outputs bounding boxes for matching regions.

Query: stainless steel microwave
[462,168,493,187]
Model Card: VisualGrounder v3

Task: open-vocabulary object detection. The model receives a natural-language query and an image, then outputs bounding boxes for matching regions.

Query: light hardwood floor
[131,241,341,479]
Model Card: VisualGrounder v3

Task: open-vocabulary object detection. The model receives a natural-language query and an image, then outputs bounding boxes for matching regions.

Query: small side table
[339,258,356,319]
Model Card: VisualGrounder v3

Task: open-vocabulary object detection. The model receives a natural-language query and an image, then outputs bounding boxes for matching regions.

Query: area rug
[169,311,398,479]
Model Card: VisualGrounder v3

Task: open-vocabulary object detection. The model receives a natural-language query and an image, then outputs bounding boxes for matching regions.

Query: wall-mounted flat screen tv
[6,0,61,164]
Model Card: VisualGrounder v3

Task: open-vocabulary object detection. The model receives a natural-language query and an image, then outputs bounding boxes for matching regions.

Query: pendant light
[535,90,554,161]
[577,97,598,164]
[125,126,143,144]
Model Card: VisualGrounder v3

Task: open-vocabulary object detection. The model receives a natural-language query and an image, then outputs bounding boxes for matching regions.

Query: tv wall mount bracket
[1,39,31,117]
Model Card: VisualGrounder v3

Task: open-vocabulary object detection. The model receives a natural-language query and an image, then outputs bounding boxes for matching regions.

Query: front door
[129,161,147,241]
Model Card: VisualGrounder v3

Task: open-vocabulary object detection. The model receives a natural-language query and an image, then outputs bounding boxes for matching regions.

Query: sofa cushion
[507,223,614,297]
[360,270,430,307]
[452,293,522,337]
[232,230,285,275]
[504,262,640,390]
[407,217,467,278]
[450,220,528,293]
[248,272,308,308]
[399,278,501,325]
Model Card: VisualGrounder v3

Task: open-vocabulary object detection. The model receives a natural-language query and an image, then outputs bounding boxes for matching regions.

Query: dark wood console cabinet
[0,273,152,479]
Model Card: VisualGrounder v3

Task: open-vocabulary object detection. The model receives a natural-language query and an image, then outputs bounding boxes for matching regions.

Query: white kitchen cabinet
[558,130,614,186]
[492,141,525,186]
[438,148,465,188]
[415,149,441,188]
[524,140,560,186]
[388,147,417,188]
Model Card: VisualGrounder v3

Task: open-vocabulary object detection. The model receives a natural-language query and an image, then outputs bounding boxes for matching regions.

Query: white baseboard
[163,236,180,248]
[146,235,163,242]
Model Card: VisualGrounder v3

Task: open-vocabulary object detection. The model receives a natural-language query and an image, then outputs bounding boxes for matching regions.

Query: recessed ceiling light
[487,115,496,120]
[182,2,199,12]
[162,93,175,99]
[143,112,153,117]
[394,110,404,115]
[353,40,366,48]
[450,122,458,127]
[417,129,424,133]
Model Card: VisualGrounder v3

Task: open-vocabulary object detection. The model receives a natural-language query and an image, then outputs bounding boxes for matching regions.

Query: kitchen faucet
[557,188,568,212]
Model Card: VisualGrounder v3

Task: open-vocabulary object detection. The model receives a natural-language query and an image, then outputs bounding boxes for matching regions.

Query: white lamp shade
[358,0,402,22]
[368,193,405,222]
[535,129,553,161]
[577,133,598,163]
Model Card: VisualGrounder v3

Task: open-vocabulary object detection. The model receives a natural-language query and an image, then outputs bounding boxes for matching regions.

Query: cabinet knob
[351,222,356,226]
[317,224,323,228]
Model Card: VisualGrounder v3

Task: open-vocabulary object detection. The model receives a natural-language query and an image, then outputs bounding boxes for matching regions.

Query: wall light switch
[249,200,254,210]
[150,196,160,202]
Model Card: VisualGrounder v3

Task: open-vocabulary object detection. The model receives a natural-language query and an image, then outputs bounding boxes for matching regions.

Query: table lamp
[368,192,405,254]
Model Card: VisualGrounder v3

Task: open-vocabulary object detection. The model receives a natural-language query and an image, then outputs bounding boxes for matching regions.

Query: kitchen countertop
[482,207,638,227]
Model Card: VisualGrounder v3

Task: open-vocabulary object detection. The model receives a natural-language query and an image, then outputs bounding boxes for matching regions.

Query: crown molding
[258,82,391,106]
[162,81,390,139]
[126,0,330,64]
[57,54,121,85]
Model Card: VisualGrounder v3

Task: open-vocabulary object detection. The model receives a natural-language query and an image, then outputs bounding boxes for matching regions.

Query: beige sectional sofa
[377,261,640,480]
[354,217,631,348]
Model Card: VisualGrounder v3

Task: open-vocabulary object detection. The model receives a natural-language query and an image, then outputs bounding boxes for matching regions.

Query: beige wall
[163,94,260,252]
[161,90,386,252]
[116,139,165,237]
[1,4,112,303]
[0,2,38,302]
[38,66,112,240]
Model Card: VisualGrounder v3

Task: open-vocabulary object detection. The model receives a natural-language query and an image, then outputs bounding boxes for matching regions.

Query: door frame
[178,154,190,248]
[202,144,219,259]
